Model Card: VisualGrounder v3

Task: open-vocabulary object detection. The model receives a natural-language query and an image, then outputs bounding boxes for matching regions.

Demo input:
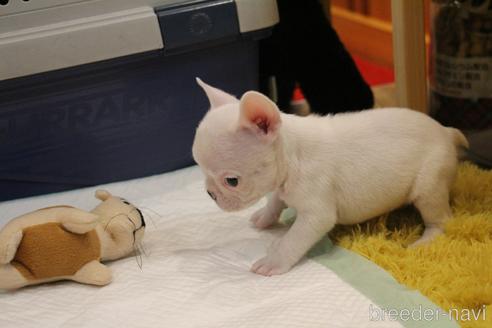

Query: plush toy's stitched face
[93,190,145,246]
[119,197,146,246]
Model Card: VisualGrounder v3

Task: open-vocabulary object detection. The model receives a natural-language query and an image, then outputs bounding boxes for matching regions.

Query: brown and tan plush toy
[0,190,145,290]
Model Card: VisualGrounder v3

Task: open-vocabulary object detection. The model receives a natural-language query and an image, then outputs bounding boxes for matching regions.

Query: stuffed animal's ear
[238,91,281,142]
[95,190,112,201]
[196,78,238,109]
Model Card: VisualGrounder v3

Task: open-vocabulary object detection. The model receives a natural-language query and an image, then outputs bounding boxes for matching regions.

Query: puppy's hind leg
[411,173,454,247]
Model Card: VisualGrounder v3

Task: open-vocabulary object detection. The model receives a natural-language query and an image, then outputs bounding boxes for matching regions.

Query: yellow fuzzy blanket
[330,162,492,327]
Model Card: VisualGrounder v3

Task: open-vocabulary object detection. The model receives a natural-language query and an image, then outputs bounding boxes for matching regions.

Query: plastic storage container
[0,0,278,200]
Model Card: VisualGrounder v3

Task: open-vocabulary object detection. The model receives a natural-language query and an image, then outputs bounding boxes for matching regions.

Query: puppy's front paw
[250,207,279,230]
[251,241,299,276]
[251,252,294,276]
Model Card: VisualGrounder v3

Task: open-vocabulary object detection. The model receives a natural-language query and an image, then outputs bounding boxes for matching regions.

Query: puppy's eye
[121,199,130,205]
[225,177,239,187]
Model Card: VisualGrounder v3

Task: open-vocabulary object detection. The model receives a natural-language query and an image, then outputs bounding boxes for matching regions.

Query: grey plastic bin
[0,0,278,200]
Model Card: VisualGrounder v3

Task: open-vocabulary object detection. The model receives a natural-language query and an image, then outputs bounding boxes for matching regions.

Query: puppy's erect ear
[95,189,112,201]
[196,78,238,109]
[238,91,281,142]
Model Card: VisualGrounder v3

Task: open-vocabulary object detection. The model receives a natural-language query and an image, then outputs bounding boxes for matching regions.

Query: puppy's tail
[447,127,469,159]
[448,127,469,149]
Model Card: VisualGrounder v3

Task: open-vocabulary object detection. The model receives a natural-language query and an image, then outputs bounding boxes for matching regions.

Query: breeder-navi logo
[369,304,487,322]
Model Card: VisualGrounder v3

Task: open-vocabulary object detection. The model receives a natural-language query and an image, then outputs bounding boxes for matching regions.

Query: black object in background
[259,0,374,114]
[466,130,492,169]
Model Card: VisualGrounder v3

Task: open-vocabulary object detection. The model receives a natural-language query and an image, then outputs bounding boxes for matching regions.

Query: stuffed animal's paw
[73,260,112,286]
[0,231,23,264]
[250,207,279,230]
[60,210,99,234]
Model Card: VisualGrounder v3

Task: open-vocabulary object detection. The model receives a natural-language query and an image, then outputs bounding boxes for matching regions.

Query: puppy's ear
[238,91,281,142]
[196,78,238,109]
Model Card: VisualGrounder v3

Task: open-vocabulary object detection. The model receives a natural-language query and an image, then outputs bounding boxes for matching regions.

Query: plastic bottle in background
[430,0,492,130]
[429,0,492,167]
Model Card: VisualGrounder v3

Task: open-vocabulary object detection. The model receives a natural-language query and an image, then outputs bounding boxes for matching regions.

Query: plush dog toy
[0,190,145,290]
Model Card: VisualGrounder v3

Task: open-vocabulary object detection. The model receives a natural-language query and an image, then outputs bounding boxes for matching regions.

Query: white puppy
[192,79,468,276]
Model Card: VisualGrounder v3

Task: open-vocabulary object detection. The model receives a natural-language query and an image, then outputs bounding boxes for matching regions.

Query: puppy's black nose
[207,190,217,201]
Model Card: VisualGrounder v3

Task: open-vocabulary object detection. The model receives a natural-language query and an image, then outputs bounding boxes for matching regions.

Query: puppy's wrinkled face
[192,79,282,212]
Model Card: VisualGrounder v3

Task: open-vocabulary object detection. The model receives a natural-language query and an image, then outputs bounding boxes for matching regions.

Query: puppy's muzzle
[207,190,217,201]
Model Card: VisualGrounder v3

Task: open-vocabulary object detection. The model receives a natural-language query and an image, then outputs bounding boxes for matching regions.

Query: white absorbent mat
[0,166,403,328]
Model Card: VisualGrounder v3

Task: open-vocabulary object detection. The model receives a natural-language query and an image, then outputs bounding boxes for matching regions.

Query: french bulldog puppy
[192,78,468,276]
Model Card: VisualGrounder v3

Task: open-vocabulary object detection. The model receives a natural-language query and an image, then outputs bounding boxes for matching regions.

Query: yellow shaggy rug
[330,162,492,328]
